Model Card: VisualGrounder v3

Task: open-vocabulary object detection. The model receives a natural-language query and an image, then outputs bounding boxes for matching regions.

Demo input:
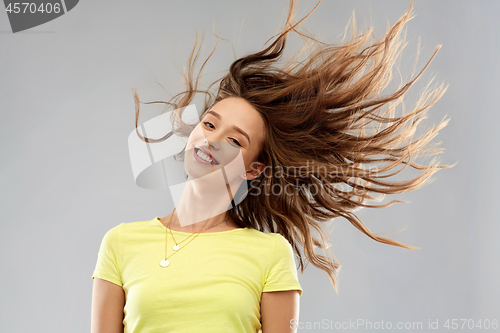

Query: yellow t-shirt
[92,217,303,333]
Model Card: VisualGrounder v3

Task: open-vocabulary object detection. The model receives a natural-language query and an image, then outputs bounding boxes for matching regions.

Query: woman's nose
[203,135,220,150]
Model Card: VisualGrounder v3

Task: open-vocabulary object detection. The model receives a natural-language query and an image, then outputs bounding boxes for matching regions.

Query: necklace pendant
[159,259,170,267]
[172,244,180,251]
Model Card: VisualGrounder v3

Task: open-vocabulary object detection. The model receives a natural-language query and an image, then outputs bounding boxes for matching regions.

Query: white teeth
[196,149,213,163]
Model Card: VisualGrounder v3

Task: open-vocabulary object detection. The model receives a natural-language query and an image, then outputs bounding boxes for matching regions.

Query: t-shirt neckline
[153,217,248,236]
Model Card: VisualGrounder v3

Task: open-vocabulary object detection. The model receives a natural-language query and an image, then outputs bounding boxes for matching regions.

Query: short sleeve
[262,233,303,296]
[91,224,123,287]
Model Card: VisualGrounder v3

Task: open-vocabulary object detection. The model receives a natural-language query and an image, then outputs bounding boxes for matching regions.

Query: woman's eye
[203,121,242,147]
[203,121,215,129]
[231,138,242,147]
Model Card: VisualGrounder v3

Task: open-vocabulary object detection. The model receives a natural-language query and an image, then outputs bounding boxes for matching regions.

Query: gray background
[1,0,498,332]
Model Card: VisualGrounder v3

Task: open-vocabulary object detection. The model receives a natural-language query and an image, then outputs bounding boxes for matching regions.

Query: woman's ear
[242,162,266,180]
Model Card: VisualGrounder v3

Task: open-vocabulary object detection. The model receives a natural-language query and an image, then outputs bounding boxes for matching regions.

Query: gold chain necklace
[159,208,229,267]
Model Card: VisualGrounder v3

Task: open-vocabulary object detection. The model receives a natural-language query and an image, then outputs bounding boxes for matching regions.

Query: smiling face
[185,97,267,181]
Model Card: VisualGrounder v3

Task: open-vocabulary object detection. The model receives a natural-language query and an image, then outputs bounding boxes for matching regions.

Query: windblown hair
[133,0,454,293]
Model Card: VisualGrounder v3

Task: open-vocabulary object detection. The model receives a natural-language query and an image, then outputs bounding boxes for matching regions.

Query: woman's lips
[193,147,219,165]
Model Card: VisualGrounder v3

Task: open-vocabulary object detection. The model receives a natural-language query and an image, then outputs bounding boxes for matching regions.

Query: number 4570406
[5,2,61,14]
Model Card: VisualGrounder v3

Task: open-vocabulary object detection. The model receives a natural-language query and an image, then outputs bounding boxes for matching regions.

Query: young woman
[91,0,453,332]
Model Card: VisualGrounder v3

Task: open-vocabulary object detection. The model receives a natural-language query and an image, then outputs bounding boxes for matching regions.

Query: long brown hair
[132,0,455,293]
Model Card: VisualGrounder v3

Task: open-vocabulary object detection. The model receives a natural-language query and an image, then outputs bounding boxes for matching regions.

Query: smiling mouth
[194,147,219,165]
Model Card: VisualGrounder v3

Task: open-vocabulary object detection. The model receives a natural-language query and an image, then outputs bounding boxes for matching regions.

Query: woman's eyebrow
[207,110,251,145]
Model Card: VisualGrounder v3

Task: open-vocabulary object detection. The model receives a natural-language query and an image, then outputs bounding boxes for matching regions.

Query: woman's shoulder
[236,228,290,248]
[100,219,154,237]
[244,228,287,239]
